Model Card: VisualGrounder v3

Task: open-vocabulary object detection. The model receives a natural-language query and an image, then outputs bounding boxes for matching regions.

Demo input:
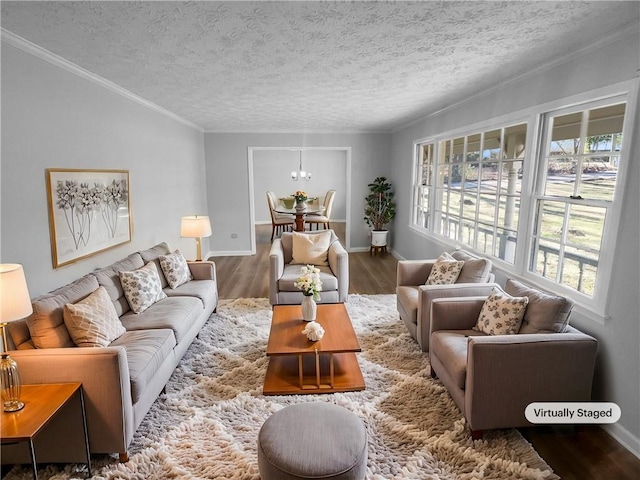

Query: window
[530,100,626,298]
[410,87,634,314]
[431,123,526,263]
[412,142,434,229]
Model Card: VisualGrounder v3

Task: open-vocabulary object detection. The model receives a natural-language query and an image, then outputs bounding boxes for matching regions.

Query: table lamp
[0,264,33,412]
[180,215,212,261]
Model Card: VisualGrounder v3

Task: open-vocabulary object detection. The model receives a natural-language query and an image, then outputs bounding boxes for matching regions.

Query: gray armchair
[269,230,348,305]
[429,279,597,438]
[396,249,496,351]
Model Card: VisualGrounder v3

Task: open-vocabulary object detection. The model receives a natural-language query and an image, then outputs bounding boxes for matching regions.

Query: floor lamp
[0,264,33,412]
[181,215,212,261]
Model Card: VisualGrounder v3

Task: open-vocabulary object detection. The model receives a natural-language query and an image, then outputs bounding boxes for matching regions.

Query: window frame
[409,80,638,321]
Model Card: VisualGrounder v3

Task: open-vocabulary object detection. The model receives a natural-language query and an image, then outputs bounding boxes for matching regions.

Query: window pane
[467,133,481,162]
[504,124,527,159]
[479,162,498,193]
[461,195,477,221]
[496,227,517,263]
[478,194,497,225]
[498,196,519,232]
[465,163,479,188]
[535,199,565,242]
[532,239,560,281]
[483,129,502,160]
[498,161,522,195]
[567,204,605,250]
[561,245,598,296]
[580,158,618,202]
[476,223,495,257]
[550,112,582,155]
[544,163,577,197]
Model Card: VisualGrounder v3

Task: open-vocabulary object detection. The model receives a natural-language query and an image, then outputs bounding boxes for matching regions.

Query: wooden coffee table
[263,303,365,395]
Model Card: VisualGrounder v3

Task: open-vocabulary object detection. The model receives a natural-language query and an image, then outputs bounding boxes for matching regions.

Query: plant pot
[301,295,317,321]
[371,230,389,247]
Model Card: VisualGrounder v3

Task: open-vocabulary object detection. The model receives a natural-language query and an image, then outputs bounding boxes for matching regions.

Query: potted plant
[364,176,396,248]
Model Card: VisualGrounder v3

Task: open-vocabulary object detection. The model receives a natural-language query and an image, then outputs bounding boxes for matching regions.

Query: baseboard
[603,422,640,460]
[206,250,253,258]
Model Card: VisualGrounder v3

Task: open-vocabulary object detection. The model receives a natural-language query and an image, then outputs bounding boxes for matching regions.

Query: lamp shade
[180,216,212,238]
[0,264,32,323]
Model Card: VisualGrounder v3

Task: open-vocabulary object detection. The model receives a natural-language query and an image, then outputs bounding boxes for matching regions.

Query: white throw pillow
[159,250,193,289]
[425,252,465,285]
[474,288,529,335]
[290,231,332,266]
[63,286,126,347]
[119,262,167,314]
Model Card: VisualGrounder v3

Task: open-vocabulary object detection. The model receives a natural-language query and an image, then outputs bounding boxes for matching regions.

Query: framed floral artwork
[46,168,132,268]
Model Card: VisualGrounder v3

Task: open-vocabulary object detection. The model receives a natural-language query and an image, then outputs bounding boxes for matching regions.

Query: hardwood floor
[209,224,640,479]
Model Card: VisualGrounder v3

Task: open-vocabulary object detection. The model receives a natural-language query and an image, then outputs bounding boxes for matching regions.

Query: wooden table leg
[295,214,305,231]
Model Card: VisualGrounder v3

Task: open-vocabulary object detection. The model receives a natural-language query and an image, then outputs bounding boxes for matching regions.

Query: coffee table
[263,303,365,395]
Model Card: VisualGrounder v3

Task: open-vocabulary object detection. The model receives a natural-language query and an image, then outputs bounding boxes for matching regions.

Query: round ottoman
[258,402,368,480]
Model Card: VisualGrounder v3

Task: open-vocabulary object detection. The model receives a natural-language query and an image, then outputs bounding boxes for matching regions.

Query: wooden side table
[1,383,91,480]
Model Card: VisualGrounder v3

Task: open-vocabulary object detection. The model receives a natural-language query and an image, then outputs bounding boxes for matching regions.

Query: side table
[1,383,91,480]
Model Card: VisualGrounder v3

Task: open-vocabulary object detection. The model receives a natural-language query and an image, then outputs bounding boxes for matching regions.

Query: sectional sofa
[3,242,218,463]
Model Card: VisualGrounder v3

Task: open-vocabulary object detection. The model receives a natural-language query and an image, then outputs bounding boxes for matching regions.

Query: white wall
[252,148,347,223]
[0,42,208,297]
[204,132,391,254]
[390,30,640,456]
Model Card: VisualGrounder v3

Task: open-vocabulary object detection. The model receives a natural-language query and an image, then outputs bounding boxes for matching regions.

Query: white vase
[301,295,317,321]
[295,201,307,212]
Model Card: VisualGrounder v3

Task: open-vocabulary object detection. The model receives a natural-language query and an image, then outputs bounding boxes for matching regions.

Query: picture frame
[46,168,132,268]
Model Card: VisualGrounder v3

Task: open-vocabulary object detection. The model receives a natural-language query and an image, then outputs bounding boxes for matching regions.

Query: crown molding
[393,20,640,133]
[1,28,204,132]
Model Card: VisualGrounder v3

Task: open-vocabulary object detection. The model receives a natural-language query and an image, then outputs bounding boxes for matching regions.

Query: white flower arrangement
[294,264,323,300]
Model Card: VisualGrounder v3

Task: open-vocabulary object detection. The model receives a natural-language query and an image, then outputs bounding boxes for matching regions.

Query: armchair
[429,280,597,438]
[396,249,496,351]
[269,230,348,305]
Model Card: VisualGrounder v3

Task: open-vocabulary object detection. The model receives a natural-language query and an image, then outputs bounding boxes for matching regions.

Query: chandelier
[291,150,311,181]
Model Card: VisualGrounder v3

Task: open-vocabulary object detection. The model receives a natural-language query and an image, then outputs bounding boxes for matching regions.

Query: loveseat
[396,249,496,351]
[2,242,218,464]
[429,279,597,438]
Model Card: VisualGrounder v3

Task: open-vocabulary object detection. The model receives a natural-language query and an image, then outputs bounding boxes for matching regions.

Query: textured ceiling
[1,1,639,132]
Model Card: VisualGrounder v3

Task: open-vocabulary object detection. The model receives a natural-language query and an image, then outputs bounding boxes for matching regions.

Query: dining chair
[306,190,336,231]
[266,191,294,241]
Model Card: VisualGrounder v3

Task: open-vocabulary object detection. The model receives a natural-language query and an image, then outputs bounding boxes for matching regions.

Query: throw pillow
[290,231,332,266]
[474,288,529,335]
[119,262,167,314]
[63,286,126,347]
[159,250,193,289]
[425,252,465,285]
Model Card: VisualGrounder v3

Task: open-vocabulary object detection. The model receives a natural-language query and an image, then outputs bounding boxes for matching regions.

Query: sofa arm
[396,260,435,286]
[269,239,285,305]
[328,241,349,302]
[464,332,598,431]
[10,346,132,455]
[188,260,217,282]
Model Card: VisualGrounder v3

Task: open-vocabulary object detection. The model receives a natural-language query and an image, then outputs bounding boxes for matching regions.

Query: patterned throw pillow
[159,250,193,289]
[63,286,126,347]
[119,262,167,314]
[425,252,465,285]
[474,288,529,335]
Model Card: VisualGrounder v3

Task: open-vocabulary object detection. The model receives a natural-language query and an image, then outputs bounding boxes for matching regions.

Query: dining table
[274,205,325,232]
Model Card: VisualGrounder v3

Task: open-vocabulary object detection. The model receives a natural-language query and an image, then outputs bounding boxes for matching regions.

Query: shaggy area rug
[4,295,558,480]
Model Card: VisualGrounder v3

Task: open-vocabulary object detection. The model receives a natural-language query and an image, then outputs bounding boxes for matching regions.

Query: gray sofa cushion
[110,329,176,404]
[451,250,492,283]
[139,242,172,288]
[164,279,218,312]
[26,275,99,349]
[277,265,338,292]
[505,279,574,333]
[119,296,203,345]
[430,330,485,389]
[94,253,145,316]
